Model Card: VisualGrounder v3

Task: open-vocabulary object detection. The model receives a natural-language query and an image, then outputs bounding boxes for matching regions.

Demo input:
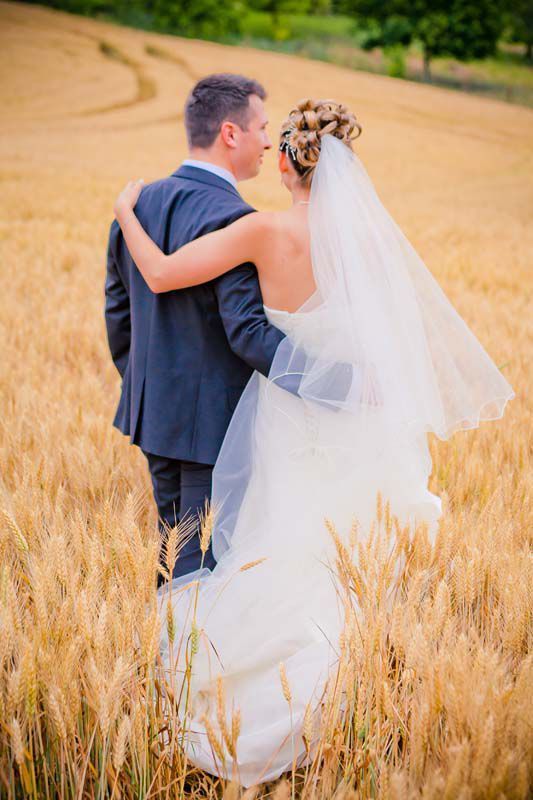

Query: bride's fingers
[114,180,144,218]
[130,179,144,197]
[122,179,142,191]
[118,180,144,205]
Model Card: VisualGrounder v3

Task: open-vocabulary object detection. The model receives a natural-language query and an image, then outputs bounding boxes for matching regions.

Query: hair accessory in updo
[279,98,362,184]
[279,123,299,160]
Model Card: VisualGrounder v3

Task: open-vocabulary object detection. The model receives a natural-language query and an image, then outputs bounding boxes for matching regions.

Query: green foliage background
[18,0,533,105]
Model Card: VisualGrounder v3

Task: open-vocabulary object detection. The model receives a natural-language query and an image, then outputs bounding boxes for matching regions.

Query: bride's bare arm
[114,179,269,293]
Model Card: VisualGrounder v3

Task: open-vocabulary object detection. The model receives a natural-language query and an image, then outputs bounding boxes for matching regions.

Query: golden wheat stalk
[279,662,292,705]
[239,557,267,571]
[201,712,226,764]
[216,676,234,757]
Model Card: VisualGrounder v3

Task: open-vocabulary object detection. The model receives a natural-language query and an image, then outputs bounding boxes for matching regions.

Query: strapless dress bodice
[262,303,302,338]
[262,302,351,361]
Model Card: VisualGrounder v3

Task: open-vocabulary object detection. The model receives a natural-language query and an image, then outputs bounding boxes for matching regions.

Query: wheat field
[0,2,532,798]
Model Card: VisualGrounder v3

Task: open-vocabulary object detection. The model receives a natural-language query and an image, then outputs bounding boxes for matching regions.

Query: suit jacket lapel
[172,165,242,200]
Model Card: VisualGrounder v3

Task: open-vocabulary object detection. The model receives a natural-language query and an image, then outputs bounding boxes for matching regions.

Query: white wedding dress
[157,301,443,787]
[156,135,514,787]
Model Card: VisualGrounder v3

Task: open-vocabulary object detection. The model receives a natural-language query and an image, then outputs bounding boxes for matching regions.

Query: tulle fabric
[211,134,514,562]
[267,134,514,438]
[157,303,444,786]
[156,135,514,786]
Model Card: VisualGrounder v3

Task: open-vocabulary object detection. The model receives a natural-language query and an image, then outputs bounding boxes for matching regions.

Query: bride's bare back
[252,206,316,312]
[113,186,317,308]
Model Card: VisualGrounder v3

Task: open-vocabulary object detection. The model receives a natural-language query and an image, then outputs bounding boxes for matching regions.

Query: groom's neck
[188,147,237,180]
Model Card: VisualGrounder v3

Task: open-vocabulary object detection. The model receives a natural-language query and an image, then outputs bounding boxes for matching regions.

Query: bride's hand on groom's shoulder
[114,179,144,221]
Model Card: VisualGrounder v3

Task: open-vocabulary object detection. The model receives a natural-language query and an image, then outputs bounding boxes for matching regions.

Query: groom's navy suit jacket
[104,165,285,465]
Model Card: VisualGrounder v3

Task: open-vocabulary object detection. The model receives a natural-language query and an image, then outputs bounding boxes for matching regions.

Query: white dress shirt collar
[182,158,238,190]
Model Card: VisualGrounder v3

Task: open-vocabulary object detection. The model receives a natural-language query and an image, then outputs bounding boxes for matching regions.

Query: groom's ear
[220,120,240,150]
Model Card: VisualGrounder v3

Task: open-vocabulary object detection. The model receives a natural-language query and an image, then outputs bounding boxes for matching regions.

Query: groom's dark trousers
[143,452,215,576]
[104,165,285,584]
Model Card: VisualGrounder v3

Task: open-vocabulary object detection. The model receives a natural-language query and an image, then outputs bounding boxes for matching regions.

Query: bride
[114,99,514,786]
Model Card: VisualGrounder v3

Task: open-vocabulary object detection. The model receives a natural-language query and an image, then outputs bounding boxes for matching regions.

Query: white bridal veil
[209,133,515,561]
[274,133,514,437]
[156,135,515,786]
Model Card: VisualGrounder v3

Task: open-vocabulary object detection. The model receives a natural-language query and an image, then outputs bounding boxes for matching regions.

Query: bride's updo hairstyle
[279,98,362,185]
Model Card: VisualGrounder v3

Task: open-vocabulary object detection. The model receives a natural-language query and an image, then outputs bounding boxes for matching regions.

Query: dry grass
[0,1,532,797]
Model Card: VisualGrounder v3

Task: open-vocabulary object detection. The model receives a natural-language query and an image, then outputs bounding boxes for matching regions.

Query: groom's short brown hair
[184,73,267,149]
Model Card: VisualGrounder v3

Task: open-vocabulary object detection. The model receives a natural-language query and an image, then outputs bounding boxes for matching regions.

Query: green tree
[415,0,504,78]
[21,0,241,38]
[342,0,506,79]
[145,0,241,38]
[21,0,112,12]
[246,0,312,40]
[312,0,333,14]
[506,0,533,61]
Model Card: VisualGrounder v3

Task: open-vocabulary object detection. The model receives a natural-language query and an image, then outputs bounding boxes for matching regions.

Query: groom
[105,73,285,584]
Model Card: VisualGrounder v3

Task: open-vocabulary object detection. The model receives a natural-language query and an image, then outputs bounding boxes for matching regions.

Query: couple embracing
[105,73,513,786]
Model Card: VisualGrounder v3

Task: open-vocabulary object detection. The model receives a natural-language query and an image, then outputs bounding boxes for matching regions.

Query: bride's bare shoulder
[240,208,297,234]
[236,210,299,265]
[241,210,279,233]
[237,210,281,249]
